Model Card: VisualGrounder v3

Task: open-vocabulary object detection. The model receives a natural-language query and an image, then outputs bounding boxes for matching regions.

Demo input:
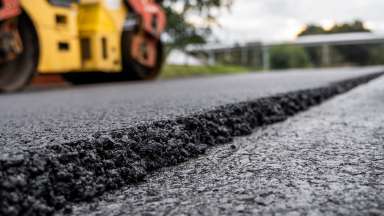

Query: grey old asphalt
[71,70,384,216]
[0,66,383,156]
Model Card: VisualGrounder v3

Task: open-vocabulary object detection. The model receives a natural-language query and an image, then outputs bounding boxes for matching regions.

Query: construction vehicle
[0,0,166,92]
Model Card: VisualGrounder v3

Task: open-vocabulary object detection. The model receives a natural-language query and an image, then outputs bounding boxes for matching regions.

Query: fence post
[321,44,331,67]
[262,46,270,70]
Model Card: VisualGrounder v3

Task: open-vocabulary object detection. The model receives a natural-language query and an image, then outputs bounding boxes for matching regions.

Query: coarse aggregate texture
[1,67,383,154]
[72,73,384,216]
[0,71,382,215]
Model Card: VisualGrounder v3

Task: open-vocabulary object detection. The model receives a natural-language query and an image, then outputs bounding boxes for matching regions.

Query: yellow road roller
[0,0,166,91]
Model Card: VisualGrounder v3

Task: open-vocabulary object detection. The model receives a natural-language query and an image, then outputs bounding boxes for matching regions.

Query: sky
[202,0,384,43]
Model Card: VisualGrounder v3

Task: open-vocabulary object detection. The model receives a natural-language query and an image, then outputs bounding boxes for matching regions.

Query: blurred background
[162,0,384,78]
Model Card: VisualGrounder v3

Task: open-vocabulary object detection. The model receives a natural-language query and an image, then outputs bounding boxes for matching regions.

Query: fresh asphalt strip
[1,72,383,216]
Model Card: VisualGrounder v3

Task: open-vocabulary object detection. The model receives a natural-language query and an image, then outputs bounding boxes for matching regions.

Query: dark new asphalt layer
[71,71,384,216]
[0,66,383,156]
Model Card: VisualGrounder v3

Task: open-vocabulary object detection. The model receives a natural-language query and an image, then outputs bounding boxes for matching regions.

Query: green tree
[298,24,326,37]
[298,20,372,66]
[330,21,371,65]
[329,20,370,34]
[269,45,312,69]
[298,20,370,36]
[162,0,233,54]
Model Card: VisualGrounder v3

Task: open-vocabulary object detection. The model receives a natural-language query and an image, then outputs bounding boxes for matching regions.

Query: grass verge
[160,64,250,79]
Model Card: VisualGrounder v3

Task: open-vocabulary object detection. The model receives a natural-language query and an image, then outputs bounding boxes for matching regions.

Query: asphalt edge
[1,72,382,215]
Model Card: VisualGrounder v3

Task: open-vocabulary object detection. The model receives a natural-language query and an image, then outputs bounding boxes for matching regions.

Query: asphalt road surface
[0,66,384,215]
[1,66,383,154]
[72,69,384,216]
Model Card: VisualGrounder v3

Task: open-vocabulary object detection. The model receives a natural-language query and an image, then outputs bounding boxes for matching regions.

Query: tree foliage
[298,20,373,66]
[269,45,312,70]
[298,20,370,36]
[162,0,233,53]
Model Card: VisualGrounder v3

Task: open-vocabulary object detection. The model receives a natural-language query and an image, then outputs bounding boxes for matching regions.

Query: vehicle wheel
[0,14,39,92]
[64,31,164,85]
[121,30,164,80]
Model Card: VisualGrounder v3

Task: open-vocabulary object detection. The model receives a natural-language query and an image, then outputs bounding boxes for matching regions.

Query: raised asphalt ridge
[0,72,382,215]
[2,67,383,154]
[72,75,384,216]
